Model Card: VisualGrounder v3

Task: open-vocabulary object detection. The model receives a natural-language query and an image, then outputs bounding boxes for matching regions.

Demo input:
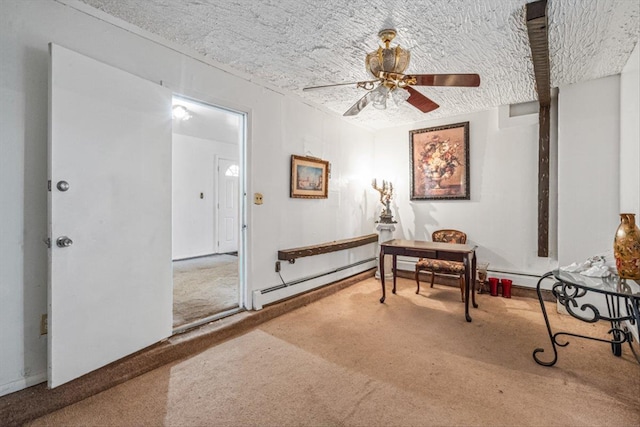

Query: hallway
[173,254,239,328]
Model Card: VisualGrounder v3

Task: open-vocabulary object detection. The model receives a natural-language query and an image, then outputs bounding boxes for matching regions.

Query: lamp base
[376,213,397,224]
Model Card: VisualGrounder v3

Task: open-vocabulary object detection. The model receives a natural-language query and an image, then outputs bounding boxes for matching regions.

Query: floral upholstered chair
[415,229,468,302]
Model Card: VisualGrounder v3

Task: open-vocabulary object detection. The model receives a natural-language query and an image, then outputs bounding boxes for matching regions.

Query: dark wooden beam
[527,0,551,106]
[538,105,550,257]
[526,0,551,257]
[278,233,378,261]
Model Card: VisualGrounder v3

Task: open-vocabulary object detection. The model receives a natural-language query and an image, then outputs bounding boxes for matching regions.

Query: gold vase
[613,213,640,280]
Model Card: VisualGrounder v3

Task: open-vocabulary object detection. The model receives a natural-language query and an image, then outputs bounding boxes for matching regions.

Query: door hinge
[48,180,51,191]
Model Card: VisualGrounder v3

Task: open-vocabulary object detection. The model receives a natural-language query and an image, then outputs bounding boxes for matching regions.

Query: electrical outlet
[254,193,263,205]
[40,314,48,335]
[275,261,281,272]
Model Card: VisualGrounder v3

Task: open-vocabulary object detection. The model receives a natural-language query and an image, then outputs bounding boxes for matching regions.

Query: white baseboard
[0,372,46,398]
[253,261,376,310]
[395,259,554,290]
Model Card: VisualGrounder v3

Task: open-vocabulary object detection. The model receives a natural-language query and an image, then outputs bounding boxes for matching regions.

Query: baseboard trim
[404,269,555,302]
[0,268,374,426]
[0,373,47,399]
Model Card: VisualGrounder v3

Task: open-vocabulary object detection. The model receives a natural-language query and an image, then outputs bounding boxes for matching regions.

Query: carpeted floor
[29,277,640,426]
[173,254,239,328]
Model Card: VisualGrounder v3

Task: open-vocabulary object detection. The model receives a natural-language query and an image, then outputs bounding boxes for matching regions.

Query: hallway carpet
[29,277,639,426]
[173,254,239,328]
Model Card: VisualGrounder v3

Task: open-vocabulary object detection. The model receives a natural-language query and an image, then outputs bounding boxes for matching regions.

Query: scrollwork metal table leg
[627,298,640,363]
[606,293,623,357]
[533,272,561,366]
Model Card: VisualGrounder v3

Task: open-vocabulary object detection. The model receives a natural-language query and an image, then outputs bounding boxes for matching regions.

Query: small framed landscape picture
[290,155,329,199]
[409,122,470,200]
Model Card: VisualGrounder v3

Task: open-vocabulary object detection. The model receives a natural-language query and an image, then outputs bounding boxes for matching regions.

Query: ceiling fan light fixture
[303,29,480,117]
[371,85,390,110]
[391,87,410,107]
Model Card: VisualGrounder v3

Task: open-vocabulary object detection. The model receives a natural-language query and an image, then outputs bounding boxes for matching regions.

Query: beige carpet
[173,255,239,328]
[29,277,640,426]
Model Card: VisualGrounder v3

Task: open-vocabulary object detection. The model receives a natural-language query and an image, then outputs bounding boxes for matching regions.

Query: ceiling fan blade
[410,74,480,87]
[343,91,374,116]
[406,87,440,113]
[303,79,379,91]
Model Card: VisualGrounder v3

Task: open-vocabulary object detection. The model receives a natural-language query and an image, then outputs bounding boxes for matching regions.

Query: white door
[217,158,239,253]
[48,44,173,387]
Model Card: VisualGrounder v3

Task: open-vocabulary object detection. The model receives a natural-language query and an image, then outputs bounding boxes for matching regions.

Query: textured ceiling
[78,0,639,130]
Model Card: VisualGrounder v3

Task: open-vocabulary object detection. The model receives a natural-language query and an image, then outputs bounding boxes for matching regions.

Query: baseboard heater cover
[253,257,376,310]
[395,259,557,289]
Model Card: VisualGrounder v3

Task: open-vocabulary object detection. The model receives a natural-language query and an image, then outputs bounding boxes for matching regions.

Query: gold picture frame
[290,155,329,199]
[410,122,470,200]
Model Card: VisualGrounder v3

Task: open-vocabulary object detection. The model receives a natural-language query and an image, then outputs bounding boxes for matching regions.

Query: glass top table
[532,269,640,366]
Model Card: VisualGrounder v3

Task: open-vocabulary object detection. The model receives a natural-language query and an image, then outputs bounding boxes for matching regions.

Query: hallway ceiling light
[172,105,192,121]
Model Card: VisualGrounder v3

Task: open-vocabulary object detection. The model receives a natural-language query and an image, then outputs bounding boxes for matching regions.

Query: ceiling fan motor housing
[366,29,411,79]
[366,46,411,78]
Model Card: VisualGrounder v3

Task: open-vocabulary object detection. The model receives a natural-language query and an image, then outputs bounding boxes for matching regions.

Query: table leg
[464,254,472,322]
[392,254,397,294]
[471,251,478,309]
[379,246,386,303]
[605,294,623,357]
[532,272,559,366]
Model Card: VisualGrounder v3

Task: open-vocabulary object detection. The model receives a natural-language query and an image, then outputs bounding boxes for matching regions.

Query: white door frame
[172,95,248,310]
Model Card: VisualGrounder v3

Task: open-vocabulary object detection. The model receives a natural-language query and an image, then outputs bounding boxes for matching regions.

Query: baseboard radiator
[253,234,378,310]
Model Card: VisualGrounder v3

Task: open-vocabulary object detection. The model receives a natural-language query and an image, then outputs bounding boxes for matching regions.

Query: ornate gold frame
[290,155,329,199]
[409,122,470,200]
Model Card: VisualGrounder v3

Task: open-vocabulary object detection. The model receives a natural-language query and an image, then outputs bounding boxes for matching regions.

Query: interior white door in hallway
[217,157,239,253]
[48,44,173,387]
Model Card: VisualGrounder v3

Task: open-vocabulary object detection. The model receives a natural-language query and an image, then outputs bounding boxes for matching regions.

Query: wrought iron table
[533,269,640,366]
[379,239,478,322]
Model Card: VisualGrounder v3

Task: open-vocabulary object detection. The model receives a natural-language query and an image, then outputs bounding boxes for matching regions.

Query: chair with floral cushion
[415,229,468,302]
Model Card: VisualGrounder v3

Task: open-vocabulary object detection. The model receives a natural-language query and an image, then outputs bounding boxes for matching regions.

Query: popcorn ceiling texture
[80,0,639,130]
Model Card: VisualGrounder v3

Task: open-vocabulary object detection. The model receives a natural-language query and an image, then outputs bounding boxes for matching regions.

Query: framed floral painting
[290,155,329,199]
[409,122,470,200]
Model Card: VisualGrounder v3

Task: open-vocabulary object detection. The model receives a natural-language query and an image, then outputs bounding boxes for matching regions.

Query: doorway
[171,96,245,331]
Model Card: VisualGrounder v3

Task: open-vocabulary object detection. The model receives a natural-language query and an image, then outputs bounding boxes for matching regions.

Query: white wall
[557,75,621,266]
[373,106,559,286]
[372,71,632,288]
[0,0,375,396]
[172,133,238,260]
[620,42,639,216]
[251,96,378,308]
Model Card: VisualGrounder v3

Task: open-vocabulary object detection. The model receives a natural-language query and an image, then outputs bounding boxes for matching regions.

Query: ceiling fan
[303,29,480,116]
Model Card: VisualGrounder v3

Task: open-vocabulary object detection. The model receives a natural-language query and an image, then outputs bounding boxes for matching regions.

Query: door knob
[56,236,73,248]
[56,181,70,191]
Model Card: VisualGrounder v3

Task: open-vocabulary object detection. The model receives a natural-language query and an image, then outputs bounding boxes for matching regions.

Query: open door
[48,44,173,387]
